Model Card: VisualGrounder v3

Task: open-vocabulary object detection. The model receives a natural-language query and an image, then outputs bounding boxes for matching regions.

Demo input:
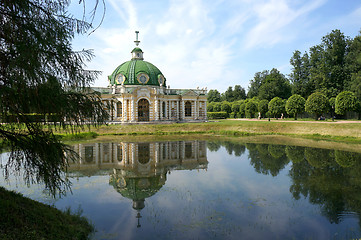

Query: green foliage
[213,102,222,112]
[258,99,269,118]
[286,94,306,120]
[335,91,357,115]
[268,97,285,118]
[290,51,312,98]
[305,92,329,119]
[207,102,215,112]
[0,0,108,195]
[245,101,258,118]
[207,112,229,119]
[239,102,246,118]
[231,102,240,113]
[0,186,94,239]
[207,89,221,102]
[221,101,232,113]
[258,69,292,100]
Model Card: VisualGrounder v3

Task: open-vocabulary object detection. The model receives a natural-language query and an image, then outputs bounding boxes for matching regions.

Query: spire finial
[134,31,140,46]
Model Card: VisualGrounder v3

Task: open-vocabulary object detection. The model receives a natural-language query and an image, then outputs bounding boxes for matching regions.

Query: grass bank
[58,119,361,143]
[0,187,94,240]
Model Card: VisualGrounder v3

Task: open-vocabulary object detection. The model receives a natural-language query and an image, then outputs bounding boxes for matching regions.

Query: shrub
[268,97,285,119]
[335,91,357,116]
[258,99,269,118]
[239,103,246,118]
[286,94,306,120]
[207,112,228,119]
[245,101,258,118]
[305,92,329,120]
[231,102,240,113]
[207,102,215,112]
[221,101,232,114]
[213,102,222,112]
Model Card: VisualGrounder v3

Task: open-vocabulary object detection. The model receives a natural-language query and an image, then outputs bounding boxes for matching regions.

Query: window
[185,101,192,117]
[116,102,122,117]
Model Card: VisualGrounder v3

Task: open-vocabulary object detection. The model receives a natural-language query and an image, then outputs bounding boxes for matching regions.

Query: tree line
[207,29,361,120]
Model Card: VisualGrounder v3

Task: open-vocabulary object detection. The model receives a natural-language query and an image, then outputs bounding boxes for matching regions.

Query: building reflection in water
[68,140,208,227]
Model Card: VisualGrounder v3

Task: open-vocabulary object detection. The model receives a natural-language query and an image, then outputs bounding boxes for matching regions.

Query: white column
[165,101,168,119]
[181,100,185,120]
[131,97,135,122]
[155,98,159,121]
[176,101,179,120]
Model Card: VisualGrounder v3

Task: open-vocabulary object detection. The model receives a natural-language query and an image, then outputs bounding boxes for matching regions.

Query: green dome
[108,59,166,87]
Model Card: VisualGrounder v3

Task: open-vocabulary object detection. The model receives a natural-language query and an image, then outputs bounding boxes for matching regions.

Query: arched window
[116,102,122,117]
[185,101,192,117]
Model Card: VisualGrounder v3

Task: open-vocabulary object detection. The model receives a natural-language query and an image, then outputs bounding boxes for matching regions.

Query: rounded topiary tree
[207,102,215,112]
[268,97,285,119]
[245,101,258,118]
[258,99,269,119]
[221,101,232,114]
[335,91,357,118]
[286,94,306,120]
[231,102,240,113]
[213,102,222,112]
[305,92,329,120]
[239,102,246,118]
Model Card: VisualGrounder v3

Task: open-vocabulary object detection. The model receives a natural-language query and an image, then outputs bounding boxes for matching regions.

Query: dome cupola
[108,31,166,87]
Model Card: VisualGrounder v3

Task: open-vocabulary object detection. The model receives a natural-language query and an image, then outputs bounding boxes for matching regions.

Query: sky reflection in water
[1,140,361,240]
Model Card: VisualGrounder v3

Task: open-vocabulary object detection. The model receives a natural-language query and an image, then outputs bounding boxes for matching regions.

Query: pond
[1,138,361,240]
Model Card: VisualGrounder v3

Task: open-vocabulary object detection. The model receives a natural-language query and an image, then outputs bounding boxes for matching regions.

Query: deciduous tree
[0,0,108,195]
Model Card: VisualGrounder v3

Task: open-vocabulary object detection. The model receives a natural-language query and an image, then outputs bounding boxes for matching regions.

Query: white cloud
[244,0,326,49]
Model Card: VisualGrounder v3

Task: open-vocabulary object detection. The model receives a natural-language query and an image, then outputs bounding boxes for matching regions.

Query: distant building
[93,31,207,123]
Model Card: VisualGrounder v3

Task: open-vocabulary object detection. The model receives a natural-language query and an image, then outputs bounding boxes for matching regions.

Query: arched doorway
[138,99,149,121]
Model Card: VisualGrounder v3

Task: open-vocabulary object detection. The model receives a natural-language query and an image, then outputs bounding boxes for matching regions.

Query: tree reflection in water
[207,140,361,227]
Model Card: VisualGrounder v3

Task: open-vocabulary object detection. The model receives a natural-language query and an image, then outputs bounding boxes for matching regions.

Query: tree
[268,97,285,119]
[239,102,246,118]
[207,89,221,102]
[290,51,312,98]
[231,102,240,113]
[306,30,350,98]
[245,101,258,118]
[213,102,222,112]
[258,68,292,100]
[233,85,246,101]
[248,70,268,98]
[305,92,329,120]
[258,99,269,119]
[345,33,361,102]
[221,101,232,114]
[207,102,215,112]
[286,94,306,120]
[221,86,234,102]
[335,91,357,117]
[0,0,108,195]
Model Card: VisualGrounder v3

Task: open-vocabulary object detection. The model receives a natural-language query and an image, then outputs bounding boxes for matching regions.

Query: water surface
[1,139,361,240]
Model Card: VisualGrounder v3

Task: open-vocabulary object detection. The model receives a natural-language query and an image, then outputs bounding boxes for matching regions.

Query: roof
[108,59,166,87]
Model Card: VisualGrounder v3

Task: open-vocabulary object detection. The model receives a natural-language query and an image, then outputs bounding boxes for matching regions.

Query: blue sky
[70,0,361,93]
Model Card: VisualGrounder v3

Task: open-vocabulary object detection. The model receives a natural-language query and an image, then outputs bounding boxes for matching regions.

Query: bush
[335,91,357,116]
[286,94,305,120]
[239,103,246,118]
[305,92,329,120]
[268,97,285,118]
[258,99,269,118]
[245,101,258,118]
[213,102,222,112]
[207,112,229,119]
[231,102,240,113]
[207,102,215,112]
[221,101,232,113]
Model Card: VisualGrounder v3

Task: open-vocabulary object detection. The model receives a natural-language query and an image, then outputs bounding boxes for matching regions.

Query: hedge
[207,112,229,119]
